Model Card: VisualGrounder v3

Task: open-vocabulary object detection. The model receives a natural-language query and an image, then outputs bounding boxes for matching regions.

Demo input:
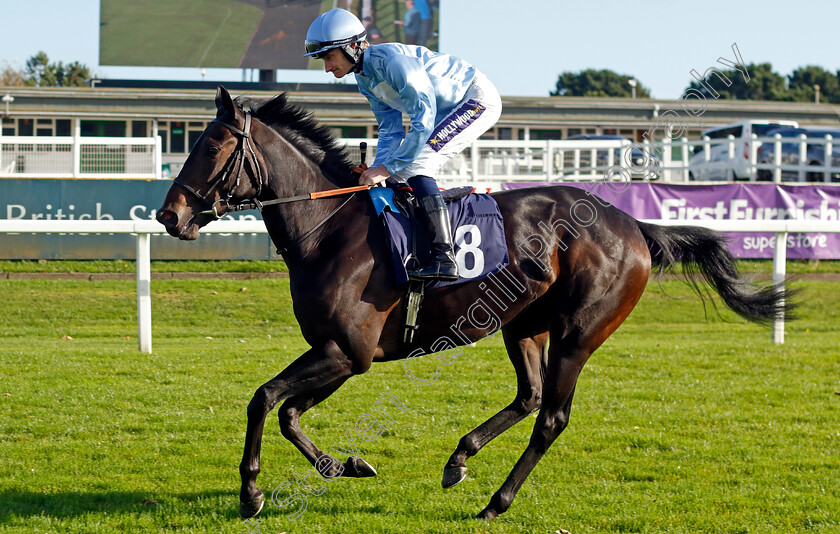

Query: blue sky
[1,0,839,99]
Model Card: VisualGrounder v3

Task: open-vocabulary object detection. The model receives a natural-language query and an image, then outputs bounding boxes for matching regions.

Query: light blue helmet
[304,8,367,62]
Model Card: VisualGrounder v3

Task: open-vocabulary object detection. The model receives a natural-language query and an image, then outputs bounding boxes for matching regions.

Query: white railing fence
[0,219,264,353]
[339,137,643,188]
[4,134,840,187]
[339,136,840,188]
[3,218,838,352]
[751,133,837,183]
[0,135,162,179]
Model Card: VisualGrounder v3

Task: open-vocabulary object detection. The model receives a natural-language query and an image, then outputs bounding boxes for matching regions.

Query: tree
[684,63,790,101]
[23,51,92,87]
[59,61,92,87]
[24,51,52,86]
[1,60,25,86]
[551,69,651,98]
[788,65,840,103]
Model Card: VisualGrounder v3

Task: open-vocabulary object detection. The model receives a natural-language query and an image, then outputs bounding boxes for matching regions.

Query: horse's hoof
[441,465,467,488]
[347,456,377,477]
[239,491,265,519]
[476,506,498,521]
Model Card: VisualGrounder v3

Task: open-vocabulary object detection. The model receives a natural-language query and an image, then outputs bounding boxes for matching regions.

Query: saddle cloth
[369,187,509,288]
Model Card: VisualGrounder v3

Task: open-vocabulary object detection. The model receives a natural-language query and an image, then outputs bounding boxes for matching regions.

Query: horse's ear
[215,85,235,118]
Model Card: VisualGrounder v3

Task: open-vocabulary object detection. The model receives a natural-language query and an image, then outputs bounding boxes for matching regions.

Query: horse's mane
[236,93,356,184]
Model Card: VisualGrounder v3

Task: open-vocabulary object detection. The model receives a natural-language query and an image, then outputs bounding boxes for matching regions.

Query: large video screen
[100,0,440,70]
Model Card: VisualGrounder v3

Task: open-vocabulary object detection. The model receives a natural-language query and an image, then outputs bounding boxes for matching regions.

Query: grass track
[0,277,838,533]
[1,259,838,274]
[100,0,262,68]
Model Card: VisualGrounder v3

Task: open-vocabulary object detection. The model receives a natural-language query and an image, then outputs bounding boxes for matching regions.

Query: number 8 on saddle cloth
[369,187,510,289]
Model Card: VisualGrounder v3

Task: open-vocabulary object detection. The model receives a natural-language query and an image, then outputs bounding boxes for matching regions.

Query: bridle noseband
[174,112,264,220]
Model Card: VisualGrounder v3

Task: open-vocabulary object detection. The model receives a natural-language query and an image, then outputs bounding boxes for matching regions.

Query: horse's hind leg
[477,344,585,520]
[443,318,548,488]
[278,378,377,479]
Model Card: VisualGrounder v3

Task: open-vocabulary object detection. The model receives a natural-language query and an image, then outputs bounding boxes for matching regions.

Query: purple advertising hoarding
[502,182,840,259]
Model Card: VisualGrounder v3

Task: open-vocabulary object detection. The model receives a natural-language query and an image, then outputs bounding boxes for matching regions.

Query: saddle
[368,185,509,344]
[391,185,470,278]
[370,185,473,217]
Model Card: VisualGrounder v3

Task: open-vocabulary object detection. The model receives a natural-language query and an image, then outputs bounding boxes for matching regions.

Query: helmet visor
[304,31,366,58]
[305,40,326,57]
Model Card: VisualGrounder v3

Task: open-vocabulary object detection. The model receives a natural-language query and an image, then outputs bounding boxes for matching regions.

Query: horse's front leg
[278,379,378,479]
[239,342,356,518]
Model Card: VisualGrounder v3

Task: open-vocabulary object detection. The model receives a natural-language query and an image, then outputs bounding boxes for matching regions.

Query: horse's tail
[635,220,796,325]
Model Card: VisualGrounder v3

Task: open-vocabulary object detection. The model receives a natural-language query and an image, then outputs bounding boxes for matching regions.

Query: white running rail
[3,218,840,351]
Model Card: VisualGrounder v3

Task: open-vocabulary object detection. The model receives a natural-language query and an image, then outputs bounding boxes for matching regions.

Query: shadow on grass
[0,489,238,521]
[301,493,481,522]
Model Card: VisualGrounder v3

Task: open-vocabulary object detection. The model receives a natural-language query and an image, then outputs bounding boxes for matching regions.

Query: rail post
[662,136,672,182]
[773,133,782,183]
[772,231,788,344]
[470,142,479,183]
[136,231,152,353]
[545,140,553,182]
[154,135,163,179]
[798,134,807,182]
[72,120,82,177]
[824,135,833,183]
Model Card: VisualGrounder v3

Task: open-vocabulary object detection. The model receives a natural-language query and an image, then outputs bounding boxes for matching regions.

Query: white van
[688,120,799,180]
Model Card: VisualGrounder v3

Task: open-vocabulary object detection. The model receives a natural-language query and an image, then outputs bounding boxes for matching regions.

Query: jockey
[305,8,502,282]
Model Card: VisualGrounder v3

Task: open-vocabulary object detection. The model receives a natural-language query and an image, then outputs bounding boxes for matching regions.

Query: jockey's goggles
[305,32,366,58]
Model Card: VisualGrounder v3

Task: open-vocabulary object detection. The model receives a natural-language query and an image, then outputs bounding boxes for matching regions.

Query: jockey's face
[322,47,355,79]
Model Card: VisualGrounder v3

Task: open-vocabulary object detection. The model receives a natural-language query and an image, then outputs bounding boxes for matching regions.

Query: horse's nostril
[157,210,177,227]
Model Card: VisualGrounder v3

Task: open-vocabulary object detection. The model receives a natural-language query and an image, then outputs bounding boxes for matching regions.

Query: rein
[174,111,371,255]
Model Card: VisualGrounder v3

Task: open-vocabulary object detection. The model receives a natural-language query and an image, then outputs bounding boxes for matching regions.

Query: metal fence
[337,138,638,187]
[339,135,840,190]
[0,136,161,179]
[3,134,840,188]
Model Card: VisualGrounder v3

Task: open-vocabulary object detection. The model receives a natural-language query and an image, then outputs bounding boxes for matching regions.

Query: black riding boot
[407,192,459,281]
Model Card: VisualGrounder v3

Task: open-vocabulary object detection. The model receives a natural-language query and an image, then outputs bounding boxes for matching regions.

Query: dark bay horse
[157,86,792,521]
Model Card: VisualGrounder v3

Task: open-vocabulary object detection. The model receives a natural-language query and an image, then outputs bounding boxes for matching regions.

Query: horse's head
[157,86,263,240]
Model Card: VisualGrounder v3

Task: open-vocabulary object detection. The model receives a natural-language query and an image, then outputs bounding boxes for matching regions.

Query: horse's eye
[207,145,221,157]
